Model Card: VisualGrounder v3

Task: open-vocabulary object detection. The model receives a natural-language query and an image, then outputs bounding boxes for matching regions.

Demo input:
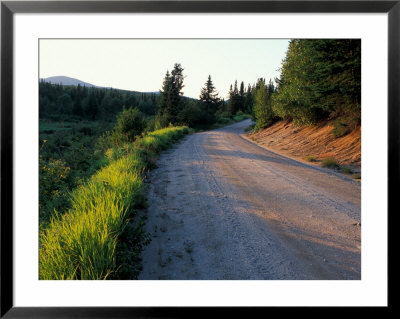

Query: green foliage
[113,107,146,143]
[254,79,275,130]
[143,113,167,133]
[321,157,340,169]
[84,92,99,120]
[39,81,158,121]
[244,84,255,115]
[233,111,249,122]
[39,126,189,280]
[157,63,185,125]
[39,120,113,227]
[341,166,353,174]
[39,157,72,226]
[272,39,361,126]
[199,75,221,115]
[111,216,151,279]
[178,100,213,127]
[227,81,243,115]
[214,110,232,124]
[332,120,351,138]
[331,116,359,137]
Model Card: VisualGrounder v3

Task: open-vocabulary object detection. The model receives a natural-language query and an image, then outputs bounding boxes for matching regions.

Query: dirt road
[139,119,361,280]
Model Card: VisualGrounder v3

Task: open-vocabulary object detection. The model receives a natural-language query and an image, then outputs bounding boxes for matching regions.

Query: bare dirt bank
[138,119,361,280]
[247,120,361,172]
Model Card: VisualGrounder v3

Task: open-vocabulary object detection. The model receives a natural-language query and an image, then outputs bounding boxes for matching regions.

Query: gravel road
[138,119,361,280]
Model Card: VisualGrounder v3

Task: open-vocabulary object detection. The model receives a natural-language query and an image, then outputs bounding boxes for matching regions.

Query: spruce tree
[272,39,361,127]
[239,81,245,112]
[228,81,241,115]
[84,91,98,120]
[254,79,274,130]
[73,84,83,116]
[158,63,185,125]
[199,75,220,114]
[244,84,254,115]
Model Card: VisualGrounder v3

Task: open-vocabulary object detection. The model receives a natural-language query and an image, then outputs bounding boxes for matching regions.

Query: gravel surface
[139,119,361,280]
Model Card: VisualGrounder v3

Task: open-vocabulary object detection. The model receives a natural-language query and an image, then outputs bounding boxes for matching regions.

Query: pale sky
[39,39,290,99]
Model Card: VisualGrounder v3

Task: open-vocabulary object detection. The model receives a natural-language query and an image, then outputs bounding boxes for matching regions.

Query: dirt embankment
[247,120,361,172]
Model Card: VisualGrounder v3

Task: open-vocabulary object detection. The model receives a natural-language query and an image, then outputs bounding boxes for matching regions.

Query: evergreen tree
[72,84,83,116]
[233,80,238,96]
[244,84,254,115]
[220,98,225,112]
[199,75,220,114]
[272,39,361,126]
[125,94,137,109]
[56,93,73,115]
[228,84,233,101]
[158,63,185,125]
[39,81,158,121]
[267,79,275,96]
[227,80,241,115]
[239,81,245,112]
[254,79,274,130]
[84,91,98,120]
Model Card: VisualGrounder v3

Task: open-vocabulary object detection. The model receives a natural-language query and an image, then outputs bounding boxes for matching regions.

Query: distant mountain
[41,76,99,87]
[40,76,161,95]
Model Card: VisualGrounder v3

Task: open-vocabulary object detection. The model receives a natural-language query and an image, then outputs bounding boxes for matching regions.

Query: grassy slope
[39,126,189,280]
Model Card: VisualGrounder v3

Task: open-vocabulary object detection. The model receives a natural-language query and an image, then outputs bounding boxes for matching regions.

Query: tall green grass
[39,126,189,280]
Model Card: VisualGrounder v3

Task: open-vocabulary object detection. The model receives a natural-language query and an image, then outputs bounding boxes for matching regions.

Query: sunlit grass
[39,126,189,280]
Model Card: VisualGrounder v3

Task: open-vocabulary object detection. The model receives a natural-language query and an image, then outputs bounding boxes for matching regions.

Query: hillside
[246,120,361,173]
[41,76,99,87]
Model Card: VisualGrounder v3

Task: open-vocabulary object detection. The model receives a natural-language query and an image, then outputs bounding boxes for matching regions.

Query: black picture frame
[1,0,395,317]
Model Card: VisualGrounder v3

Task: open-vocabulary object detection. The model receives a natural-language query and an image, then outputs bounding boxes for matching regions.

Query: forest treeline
[39,66,249,130]
[253,39,361,135]
[39,81,158,120]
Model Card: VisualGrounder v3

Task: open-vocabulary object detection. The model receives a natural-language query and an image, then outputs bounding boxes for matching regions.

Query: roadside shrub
[233,114,248,122]
[341,166,353,174]
[332,120,351,138]
[217,111,232,119]
[321,157,339,169]
[178,102,213,127]
[114,107,146,142]
[217,116,231,124]
[153,113,168,131]
[39,157,72,226]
